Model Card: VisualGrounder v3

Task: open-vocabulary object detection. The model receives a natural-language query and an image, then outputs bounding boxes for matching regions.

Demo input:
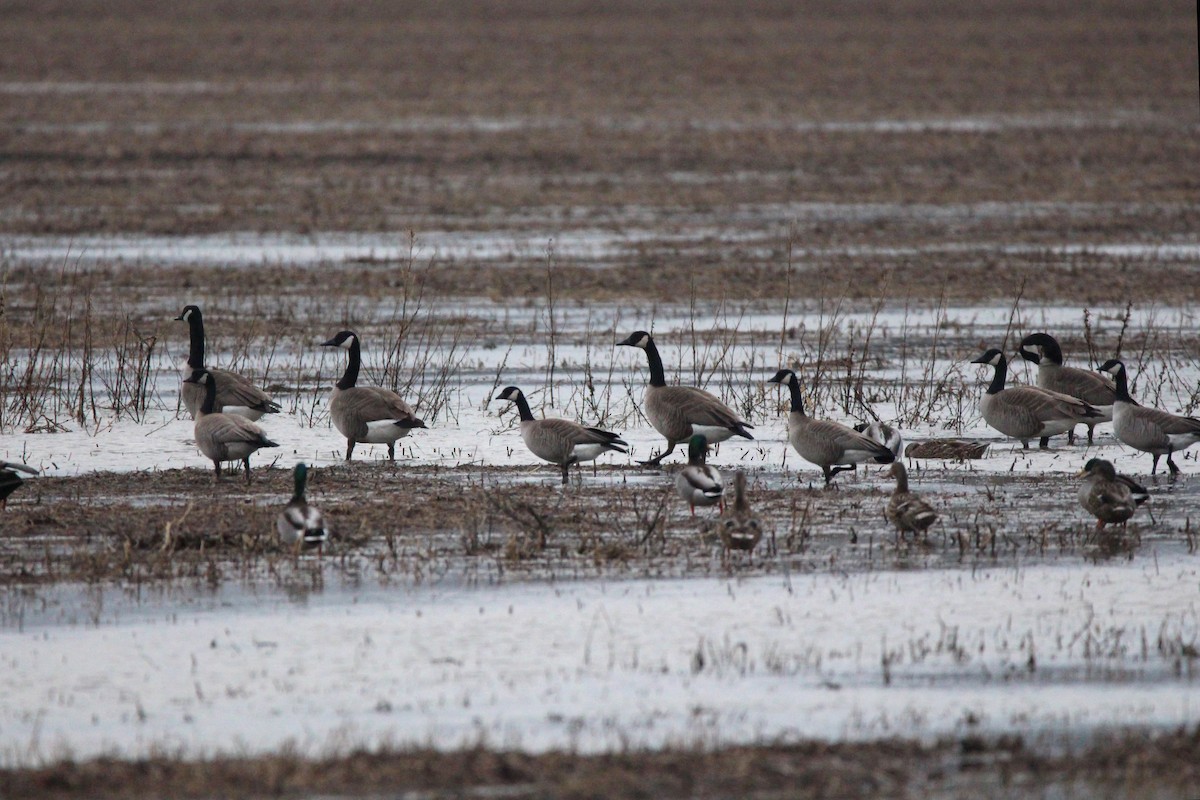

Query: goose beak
[319,338,338,347]
[615,335,636,347]
[174,313,187,322]
[969,354,990,364]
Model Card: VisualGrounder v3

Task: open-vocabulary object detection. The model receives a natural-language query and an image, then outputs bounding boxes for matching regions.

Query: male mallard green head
[687,434,709,463]
[293,462,310,495]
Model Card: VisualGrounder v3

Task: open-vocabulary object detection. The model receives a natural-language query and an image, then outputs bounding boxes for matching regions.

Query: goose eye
[724,520,735,528]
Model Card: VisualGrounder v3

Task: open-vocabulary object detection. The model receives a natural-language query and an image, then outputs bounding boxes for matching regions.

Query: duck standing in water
[278,463,329,555]
[1077,458,1143,529]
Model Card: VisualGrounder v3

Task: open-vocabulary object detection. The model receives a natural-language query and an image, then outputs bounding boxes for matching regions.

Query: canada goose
[1077,458,1141,529]
[617,331,753,465]
[184,369,280,481]
[494,385,628,485]
[885,462,937,538]
[674,434,724,515]
[0,461,37,510]
[321,331,426,461]
[175,305,280,421]
[1017,332,1115,443]
[1098,359,1200,475]
[969,349,1102,449]
[766,368,894,484]
[277,463,329,554]
[719,471,762,554]
[854,420,904,459]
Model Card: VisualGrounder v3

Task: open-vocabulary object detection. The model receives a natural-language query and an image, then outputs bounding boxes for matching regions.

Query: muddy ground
[2,0,1199,796]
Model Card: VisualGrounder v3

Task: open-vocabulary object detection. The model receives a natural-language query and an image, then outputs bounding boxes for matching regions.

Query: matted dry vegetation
[2,0,1199,795]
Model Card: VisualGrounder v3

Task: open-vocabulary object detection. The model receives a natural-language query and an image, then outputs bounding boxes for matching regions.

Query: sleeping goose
[885,462,938,538]
[494,385,628,485]
[674,434,724,515]
[1098,359,1200,475]
[719,471,762,555]
[0,461,38,510]
[617,331,753,465]
[175,304,280,421]
[767,369,895,484]
[1017,332,1115,443]
[970,349,1102,449]
[277,463,329,555]
[854,420,904,459]
[321,331,426,461]
[184,369,280,481]
[1077,458,1140,529]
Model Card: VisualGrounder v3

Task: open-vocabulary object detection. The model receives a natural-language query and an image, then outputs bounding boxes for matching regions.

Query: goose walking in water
[321,331,426,462]
[493,385,627,485]
[767,369,894,484]
[1098,359,1200,475]
[175,305,280,420]
[617,331,753,465]
[185,369,280,481]
[1017,332,1115,443]
[970,349,1102,449]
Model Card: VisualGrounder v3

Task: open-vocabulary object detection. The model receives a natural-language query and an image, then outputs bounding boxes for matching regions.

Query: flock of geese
[3,311,1200,553]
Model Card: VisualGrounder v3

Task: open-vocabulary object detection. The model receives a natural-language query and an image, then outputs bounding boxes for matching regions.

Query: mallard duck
[184,369,280,481]
[277,463,329,554]
[970,349,1102,448]
[719,471,762,554]
[903,440,990,460]
[321,330,426,461]
[1017,332,1115,443]
[617,331,753,465]
[885,462,937,538]
[767,369,894,484]
[0,461,38,510]
[1098,359,1200,475]
[674,434,724,515]
[175,305,280,420]
[494,385,627,484]
[1077,458,1140,528]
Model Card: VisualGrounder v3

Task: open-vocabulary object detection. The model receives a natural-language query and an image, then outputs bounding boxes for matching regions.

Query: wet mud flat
[2,0,1199,795]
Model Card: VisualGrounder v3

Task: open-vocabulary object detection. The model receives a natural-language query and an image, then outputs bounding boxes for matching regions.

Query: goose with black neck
[617,330,753,466]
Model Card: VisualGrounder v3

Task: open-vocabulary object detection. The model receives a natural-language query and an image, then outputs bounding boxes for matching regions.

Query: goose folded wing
[1053,367,1117,406]
[347,387,423,425]
[208,415,275,445]
[664,386,753,430]
[211,368,281,412]
[810,419,892,457]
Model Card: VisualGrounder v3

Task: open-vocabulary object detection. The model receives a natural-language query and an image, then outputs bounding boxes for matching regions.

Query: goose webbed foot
[639,444,676,467]
[387,442,396,461]
[1038,437,1050,450]
[1167,455,1181,475]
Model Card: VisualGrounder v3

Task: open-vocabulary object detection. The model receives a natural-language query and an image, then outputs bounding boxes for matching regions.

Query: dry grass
[3,728,1197,800]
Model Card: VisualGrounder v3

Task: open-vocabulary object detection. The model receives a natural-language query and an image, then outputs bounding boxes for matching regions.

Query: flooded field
[1,0,1198,797]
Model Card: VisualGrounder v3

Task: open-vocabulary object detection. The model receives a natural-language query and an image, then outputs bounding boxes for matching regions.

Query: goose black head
[970,349,1006,367]
[494,385,524,403]
[321,330,359,349]
[766,368,797,386]
[175,304,202,322]
[1018,332,1065,366]
[1097,358,1124,376]
[616,331,652,349]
